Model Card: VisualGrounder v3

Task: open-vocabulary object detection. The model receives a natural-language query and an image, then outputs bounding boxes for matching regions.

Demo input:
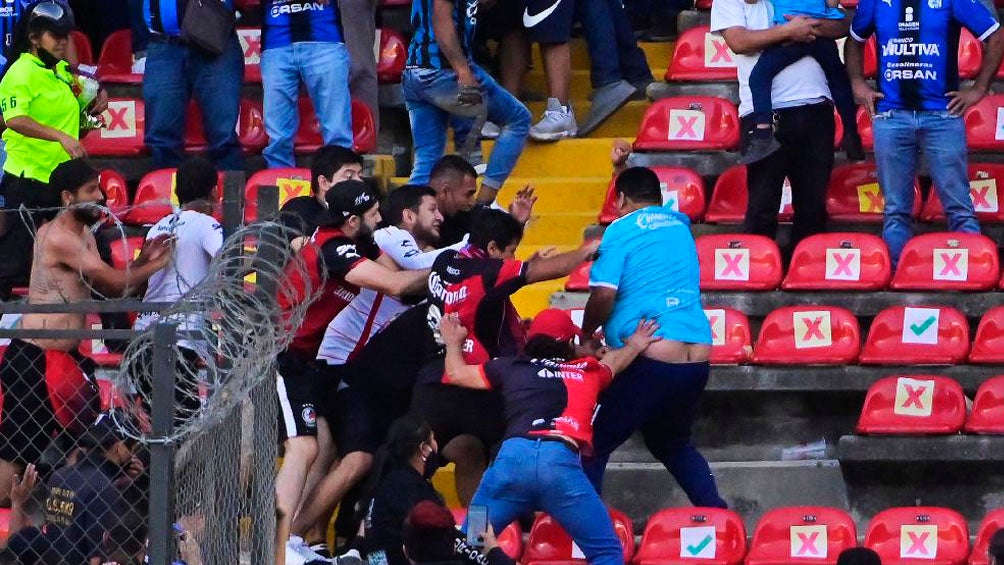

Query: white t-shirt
[710,0,833,116]
[134,210,223,349]
[315,226,466,366]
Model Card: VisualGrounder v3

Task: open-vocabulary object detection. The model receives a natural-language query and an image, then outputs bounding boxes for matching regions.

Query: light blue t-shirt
[770,0,844,25]
[589,206,712,348]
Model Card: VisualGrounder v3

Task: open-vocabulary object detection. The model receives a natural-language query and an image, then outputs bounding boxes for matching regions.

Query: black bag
[180,0,235,56]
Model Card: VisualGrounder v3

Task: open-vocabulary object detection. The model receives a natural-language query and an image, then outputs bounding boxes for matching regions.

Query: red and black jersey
[278,226,380,357]
[472,356,614,454]
[426,245,528,367]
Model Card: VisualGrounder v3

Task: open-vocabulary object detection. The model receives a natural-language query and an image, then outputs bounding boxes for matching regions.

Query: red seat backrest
[665,26,738,82]
[968,509,1004,565]
[752,306,861,365]
[237,27,262,83]
[634,97,740,151]
[890,232,999,291]
[524,509,634,565]
[564,261,592,292]
[969,307,1004,364]
[96,30,141,84]
[864,507,969,565]
[704,307,752,365]
[244,167,313,222]
[746,506,857,565]
[70,30,93,65]
[98,168,129,219]
[856,376,967,434]
[964,94,1004,151]
[964,375,1004,433]
[696,234,784,291]
[81,98,146,157]
[860,305,970,365]
[600,167,706,223]
[294,98,377,154]
[706,166,794,224]
[857,107,874,151]
[782,232,892,291]
[377,28,407,84]
[826,163,922,222]
[921,163,1004,223]
[634,507,747,565]
[108,235,146,270]
[185,99,267,152]
[123,169,225,226]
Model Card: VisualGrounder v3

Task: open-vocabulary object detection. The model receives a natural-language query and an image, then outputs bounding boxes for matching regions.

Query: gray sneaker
[481,121,501,139]
[579,80,637,137]
[530,98,578,141]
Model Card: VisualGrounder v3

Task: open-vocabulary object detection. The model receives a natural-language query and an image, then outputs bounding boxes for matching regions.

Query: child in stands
[741,0,865,164]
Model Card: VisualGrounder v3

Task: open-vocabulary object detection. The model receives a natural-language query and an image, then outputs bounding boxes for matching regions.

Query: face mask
[36,45,61,68]
[422,449,440,480]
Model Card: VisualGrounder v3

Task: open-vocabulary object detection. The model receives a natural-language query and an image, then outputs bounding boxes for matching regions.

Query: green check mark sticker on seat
[909,316,936,336]
[686,535,714,556]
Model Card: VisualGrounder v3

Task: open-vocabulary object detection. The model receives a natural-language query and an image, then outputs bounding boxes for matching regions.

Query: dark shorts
[477,0,525,42]
[327,371,412,457]
[410,359,506,451]
[522,0,574,43]
[276,349,326,440]
[0,339,100,465]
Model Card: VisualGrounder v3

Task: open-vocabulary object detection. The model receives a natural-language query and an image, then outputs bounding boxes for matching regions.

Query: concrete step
[524,100,648,138]
[523,69,660,102]
[521,212,595,245]
[488,138,621,177]
[529,39,675,74]
[512,279,567,318]
[496,177,609,214]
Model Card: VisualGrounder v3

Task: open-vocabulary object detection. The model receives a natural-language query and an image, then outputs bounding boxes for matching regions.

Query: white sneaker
[285,536,330,565]
[481,121,501,139]
[530,98,577,141]
[131,56,146,74]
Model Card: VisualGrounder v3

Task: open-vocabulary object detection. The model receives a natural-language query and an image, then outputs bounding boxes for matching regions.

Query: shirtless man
[0,159,172,504]
[580,166,727,509]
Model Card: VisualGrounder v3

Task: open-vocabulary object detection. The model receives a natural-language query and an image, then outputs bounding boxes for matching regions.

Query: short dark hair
[403,501,456,563]
[989,528,1004,564]
[524,335,574,360]
[49,158,98,198]
[384,185,437,227]
[429,155,477,184]
[311,145,364,194]
[615,166,662,205]
[836,548,882,565]
[175,157,218,205]
[469,209,523,252]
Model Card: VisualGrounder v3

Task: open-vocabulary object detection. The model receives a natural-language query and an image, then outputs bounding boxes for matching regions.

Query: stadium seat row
[451,506,1004,565]
[856,374,1004,435]
[567,232,1004,293]
[599,162,1004,225]
[82,97,377,157]
[668,26,990,83]
[562,303,1004,365]
[634,95,1004,152]
[93,28,407,85]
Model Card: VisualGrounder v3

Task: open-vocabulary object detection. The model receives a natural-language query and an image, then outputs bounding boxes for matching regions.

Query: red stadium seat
[524,509,634,565]
[857,108,874,151]
[964,94,1004,151]
[78,314,123,367]
[108,235,145,270]
[599,167,706,224]
[921,163,1004,223]
[634,507,747,565]
[746,507,857,565]
[706,166,794,224]
[293,98,378,154]
[665,26,738,82]
[237,27,262,83]
[98,169,129,219]
[377,28,407,83]
[449,509,523,560]
[123,169,225,226]
[969,307,1004,364]
[245,168,313,222]
[782,233,892,291]
[81,98,146,156]
[860,305,970,365]
[864,507,969,565]
[97,30,142,84]
[97,379,128,411]
[0,508,10,543]
[634,97,740,151]
[564,261,591,292]
[965,375,1004,433]
[185,99,268,153]
[968,509,1004,565]
[695,0,713,8]
[826,163,922,222]
[704,307,752,365]
[890,233,999,291]
[696,234,784,291]
[856,376,966,434]
[751,306,861,365]
[864,31,980,79]
[70,30,93,65]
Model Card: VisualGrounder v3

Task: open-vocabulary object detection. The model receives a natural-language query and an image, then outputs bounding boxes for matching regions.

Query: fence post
[148,322,178,565]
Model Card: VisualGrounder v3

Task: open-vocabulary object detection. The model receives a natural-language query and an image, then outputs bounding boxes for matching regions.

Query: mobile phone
[466,505,489,549]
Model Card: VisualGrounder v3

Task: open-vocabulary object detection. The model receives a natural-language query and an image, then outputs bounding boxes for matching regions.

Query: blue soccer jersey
[407,0,479,69]
[262,0,344,50]
[588,206,712,348]
[851,0,999,111]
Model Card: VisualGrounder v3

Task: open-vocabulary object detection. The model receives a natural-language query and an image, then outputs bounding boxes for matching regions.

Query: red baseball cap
[528,309,582,342]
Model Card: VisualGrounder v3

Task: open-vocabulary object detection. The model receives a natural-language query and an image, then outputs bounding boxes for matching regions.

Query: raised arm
[51,232,173,297]
[440,314,490,389]
[344,260,431,296]
[598,319,662,375]
[525,239,600,284]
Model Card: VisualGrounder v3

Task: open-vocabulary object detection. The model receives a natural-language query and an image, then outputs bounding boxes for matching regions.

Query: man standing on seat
[404,0,531,204]
[581,167,726,508]
[261,0,354,168]
[845,0,1004,265]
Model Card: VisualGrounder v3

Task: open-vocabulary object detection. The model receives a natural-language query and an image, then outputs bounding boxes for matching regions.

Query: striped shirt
[406,0,479,69]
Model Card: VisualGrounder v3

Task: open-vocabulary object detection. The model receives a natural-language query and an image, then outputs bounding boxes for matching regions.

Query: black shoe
[740,134,782,165]
[841,131,866,161]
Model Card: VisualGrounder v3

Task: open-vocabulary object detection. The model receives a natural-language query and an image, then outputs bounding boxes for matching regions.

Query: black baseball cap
[324,179,380,226]
[27,1,75,36]
[79,412,126,450]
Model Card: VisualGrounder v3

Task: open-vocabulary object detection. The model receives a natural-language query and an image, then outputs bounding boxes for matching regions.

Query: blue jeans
[582,359,727,509]
[143,36,244,170]
[577,0,653,88]
[469,438,624,565]
[261,42,353,168]
[872,109,979,264]
[403,65,530,189]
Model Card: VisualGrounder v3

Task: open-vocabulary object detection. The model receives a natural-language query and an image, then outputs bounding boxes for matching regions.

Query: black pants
[740,101,834,247]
